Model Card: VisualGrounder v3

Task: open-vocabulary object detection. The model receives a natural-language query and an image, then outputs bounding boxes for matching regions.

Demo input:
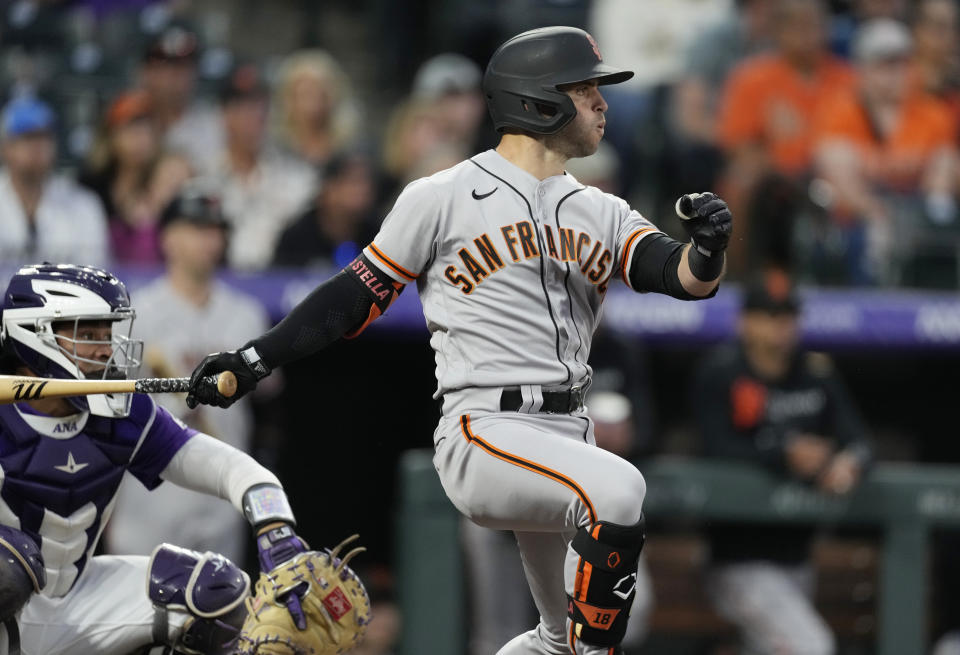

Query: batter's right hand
[186,347,267,408]
[676,192,733,255]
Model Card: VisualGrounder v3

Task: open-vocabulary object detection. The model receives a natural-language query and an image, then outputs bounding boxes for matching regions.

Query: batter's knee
[596,468,645,526]
[567,516,646,649]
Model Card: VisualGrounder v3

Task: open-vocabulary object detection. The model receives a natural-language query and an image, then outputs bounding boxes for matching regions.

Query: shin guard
[148,544,250,655]
[567,516,645,648]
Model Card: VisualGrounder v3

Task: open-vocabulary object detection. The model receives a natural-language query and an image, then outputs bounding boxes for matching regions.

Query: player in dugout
[693,270,872,655]
[187,26,732,655]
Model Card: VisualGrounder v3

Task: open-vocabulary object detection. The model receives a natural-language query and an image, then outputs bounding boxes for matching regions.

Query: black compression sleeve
[628,233,718,300]
[250,254,402,369]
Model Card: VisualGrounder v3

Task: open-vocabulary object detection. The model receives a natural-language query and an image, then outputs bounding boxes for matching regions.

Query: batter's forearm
[628,233,718,300]
[251,255,402,369]
[250,271,371,368]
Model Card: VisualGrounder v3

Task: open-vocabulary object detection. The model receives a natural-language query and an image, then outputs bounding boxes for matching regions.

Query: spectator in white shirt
[0,97,108,267]
[213,64,316,270]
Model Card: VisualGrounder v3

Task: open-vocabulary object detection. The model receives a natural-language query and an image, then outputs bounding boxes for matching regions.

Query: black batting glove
[186,345,270,409]
[676,192,733,256]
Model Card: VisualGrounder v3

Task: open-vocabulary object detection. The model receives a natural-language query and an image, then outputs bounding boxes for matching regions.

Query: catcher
[0,263,369,655]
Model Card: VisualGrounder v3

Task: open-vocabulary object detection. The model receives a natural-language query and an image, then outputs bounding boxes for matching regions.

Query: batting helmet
[483,26,634,135]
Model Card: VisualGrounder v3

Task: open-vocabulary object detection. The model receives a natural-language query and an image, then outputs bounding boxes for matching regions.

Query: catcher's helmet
[483,26,634,135]
[0,263,143,417]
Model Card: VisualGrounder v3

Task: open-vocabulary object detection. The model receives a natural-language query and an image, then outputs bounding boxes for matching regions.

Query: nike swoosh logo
[471,187,498,200]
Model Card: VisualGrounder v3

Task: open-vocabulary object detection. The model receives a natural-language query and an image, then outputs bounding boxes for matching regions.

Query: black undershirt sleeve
[249,253,403,369]
[627,233,719,300]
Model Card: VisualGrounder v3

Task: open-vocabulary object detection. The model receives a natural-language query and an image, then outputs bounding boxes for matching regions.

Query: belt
[499,386,584,414]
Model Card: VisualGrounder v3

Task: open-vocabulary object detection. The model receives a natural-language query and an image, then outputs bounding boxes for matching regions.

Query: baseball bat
[675,193,702,220]
[0,371,237,404]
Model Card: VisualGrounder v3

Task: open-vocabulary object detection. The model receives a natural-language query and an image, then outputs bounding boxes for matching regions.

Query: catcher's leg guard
[0,525,45,623]
[0,525,44,655]
[147,544,250,655]
[568,516,646,648]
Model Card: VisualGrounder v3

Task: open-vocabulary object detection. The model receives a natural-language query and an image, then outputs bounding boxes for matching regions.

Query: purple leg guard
[0,525,44,622]
[147,544,250,655]
[0,526,44,655]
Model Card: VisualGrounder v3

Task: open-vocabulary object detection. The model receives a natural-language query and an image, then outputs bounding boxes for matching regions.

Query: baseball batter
[188,26,733,655]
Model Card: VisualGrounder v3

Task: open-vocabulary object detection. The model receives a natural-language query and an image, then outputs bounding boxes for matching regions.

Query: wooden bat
[0,371,237,404]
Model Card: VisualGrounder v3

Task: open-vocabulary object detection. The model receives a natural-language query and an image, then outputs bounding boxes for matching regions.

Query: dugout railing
[397,450,960,655]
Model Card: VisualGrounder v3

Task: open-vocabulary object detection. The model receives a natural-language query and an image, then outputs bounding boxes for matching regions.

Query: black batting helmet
[483,26,634,135]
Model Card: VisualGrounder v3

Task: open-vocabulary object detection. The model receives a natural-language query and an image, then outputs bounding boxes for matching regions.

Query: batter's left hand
[186,347,266,409]
[676,192,733,255]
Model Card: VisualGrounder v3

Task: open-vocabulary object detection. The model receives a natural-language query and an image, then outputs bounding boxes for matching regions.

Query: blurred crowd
[0,1,492,277]
[2,0,960,287]
[3,1,960,654]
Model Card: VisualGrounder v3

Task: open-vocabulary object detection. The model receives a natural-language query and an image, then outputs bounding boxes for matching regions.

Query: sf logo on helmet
[586,33,603,61]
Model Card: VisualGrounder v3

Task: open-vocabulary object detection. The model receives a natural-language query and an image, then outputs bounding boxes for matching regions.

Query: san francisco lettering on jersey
[444,219,612,294]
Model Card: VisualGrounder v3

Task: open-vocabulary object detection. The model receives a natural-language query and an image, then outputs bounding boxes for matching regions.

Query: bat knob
[217,371,238,398]
[675,194,698,220]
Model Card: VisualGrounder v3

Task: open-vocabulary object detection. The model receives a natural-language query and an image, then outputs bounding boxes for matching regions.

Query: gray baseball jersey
[367,149,660,654]
[365,149,661,397]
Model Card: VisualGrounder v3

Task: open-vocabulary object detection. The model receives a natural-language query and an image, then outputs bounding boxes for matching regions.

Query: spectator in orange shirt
[669,0,774,194]
[717,0,854,274]
[811,19,958,285]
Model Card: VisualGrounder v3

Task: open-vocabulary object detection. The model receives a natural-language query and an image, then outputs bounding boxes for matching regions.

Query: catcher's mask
[0,263,143,417]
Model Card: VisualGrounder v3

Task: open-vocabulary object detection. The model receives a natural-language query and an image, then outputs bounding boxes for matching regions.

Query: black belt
[500,387,584,414]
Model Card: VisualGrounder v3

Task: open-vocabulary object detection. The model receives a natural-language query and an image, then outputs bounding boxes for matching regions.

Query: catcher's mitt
[238,535,371,655]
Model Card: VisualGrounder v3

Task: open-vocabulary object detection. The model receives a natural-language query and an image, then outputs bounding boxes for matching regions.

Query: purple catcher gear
[255,523,310,629]
[0,525,44,622]
[256,523,308,573]
[0,525,44,655]
[0,263,143,417]
[148,543,250,655]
